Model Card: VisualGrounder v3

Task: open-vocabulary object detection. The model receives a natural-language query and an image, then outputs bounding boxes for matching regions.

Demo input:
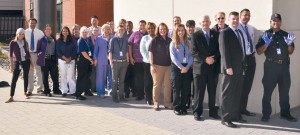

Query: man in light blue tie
[25,18,44,96]
[237,8,256,117]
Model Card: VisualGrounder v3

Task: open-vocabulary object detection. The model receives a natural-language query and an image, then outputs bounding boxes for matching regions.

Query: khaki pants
[151,65,171,108]
[28,53,44,92]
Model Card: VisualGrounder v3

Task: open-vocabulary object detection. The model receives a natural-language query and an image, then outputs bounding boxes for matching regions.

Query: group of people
[5,8,297,128]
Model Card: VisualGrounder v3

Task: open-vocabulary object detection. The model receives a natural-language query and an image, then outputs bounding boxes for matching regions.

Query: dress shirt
[128,31,147,63]
[25,28,44,52]
[139,35,153,63]
[238,23,255,55]
[170,41,193,70]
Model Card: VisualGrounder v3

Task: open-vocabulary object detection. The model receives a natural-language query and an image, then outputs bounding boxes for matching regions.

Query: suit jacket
[190,29,220,76]
[36,36,57,66]
[211,24,229,32]
[219,27,244,75]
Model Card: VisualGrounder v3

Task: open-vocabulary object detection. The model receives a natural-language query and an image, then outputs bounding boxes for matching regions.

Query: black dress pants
[75,57,92,96]
[10,60,30,96]
[171,63,192,111]
[144,63,153,102]
[41,59,59,94]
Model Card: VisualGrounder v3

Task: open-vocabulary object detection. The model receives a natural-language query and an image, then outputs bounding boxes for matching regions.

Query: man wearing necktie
[237,9,256,117]
[190,15,221,121]
[24,18,45,96]
[219,11,247,128]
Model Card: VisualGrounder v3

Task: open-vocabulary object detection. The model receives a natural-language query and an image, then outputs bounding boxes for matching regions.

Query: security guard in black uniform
[256,13,297,122]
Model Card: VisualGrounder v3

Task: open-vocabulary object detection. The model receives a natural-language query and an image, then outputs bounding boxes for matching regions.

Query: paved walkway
[0,68,300,135]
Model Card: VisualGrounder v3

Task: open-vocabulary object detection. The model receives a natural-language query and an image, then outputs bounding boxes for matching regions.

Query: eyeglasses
[217,17,225,20]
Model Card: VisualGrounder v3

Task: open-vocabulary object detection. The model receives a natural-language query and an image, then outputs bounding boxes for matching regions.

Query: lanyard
[180,43,186,57]
[117,38,123,51]
[83,39,90,52]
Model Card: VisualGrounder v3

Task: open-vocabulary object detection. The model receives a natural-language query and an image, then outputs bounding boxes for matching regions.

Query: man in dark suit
[219,11,247,128]
[190,15,221,121]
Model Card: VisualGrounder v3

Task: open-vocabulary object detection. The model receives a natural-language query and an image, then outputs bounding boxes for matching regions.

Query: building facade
[24,0,114,33]
[114,0,300,114]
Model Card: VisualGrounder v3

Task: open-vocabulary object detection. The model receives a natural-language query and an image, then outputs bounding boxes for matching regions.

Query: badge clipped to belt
[120,51,123,57]
[88,51,92,56]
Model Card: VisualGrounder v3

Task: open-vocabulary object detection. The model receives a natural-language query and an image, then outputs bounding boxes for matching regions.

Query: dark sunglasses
[217,17,225,20]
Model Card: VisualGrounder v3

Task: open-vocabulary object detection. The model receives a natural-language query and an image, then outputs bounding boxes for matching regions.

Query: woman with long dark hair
[57,26,77,97]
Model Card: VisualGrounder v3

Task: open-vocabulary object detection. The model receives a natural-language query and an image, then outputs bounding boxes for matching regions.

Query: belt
[113,59,127,62]
[266,58,287,64]
[246,53,255,58]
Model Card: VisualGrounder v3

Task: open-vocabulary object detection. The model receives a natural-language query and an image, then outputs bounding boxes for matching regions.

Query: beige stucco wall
[114,0,300,114]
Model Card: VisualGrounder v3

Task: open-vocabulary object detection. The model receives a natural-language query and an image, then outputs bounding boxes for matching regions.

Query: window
[30,0,34,18]
[56,0,62,33]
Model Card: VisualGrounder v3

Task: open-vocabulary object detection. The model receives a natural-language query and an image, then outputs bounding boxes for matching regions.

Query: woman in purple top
[149,23,172,110]
[5,28,32,103]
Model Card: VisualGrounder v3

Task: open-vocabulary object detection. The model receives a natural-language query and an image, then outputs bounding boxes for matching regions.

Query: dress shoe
[135,97,144,101]
[75,95,86,100]
[26,92,32,96]
[241,110,256,116]
[147,100,153,105]
[120,98,128,102]
[5,98,14,103]
[53,91,62,95]
[235,118,247,123]
[154,107,160,111]
[84,92,94,96]
[261,116,270,122]
[194,113,201,121]
[209,114,221,119]
[45,93,52,97]
[174,110,181,115]
[113,98,119,103]
[221,121,237,128]
[62,93,67,97]
[280,114,298,122]
[164,106,173,110]
[181,110,188,115]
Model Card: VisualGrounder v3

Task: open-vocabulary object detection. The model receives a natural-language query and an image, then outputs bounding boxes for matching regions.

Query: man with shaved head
[190,15,221,121]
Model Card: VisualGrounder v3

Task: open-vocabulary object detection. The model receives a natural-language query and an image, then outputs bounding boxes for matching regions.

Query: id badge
[120,51,123,56]
[277,48,281,55]
[183,57,187,63]
[19,64,22,70]
[88,51,92,56]
[247,42,251,52]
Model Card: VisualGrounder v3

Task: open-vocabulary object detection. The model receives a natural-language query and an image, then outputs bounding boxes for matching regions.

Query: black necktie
[244,25,253,53]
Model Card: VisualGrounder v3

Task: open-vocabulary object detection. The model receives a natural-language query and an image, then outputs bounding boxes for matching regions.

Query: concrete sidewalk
[0,67,300,135]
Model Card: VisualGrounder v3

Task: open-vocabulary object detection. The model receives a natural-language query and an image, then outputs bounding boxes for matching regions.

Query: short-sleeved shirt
[256,29,294,60]
[149,36,172,66]
[109,36,128,60]
[128,31,148,62]
[77,38,94,58]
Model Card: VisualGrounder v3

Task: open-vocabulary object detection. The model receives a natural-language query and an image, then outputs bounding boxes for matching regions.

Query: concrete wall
[114,0,300,114]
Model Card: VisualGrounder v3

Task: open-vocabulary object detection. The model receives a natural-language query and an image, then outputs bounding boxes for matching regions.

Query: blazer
[218,27,244,75]
[36,36,57,66]
[190,29,220,76]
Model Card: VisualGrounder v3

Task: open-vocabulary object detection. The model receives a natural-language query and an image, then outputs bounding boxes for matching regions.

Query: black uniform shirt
[256,29,294,60]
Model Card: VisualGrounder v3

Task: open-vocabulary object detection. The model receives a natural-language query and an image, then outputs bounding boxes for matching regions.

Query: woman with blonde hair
[5,28,32,103]
[170,24,193,115]
[149,23,172,110]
